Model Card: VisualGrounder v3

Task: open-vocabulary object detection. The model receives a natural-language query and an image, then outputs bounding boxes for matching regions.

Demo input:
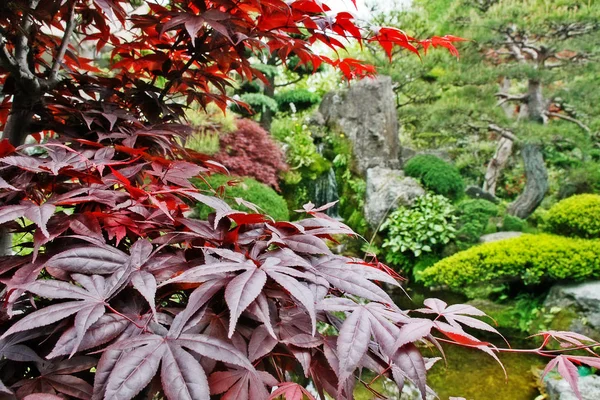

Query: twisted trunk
[483,136,514,196]
[507,143,548,218]
[507,79,549,218]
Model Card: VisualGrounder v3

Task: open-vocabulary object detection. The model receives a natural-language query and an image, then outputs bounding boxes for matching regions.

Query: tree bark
[507,143,548,218]
[483,136,513,196]
[2,91,37,146]
[259,74,275,131]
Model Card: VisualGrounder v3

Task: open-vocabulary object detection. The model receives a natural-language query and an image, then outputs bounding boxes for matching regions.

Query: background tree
[231,53,323,129]
[363,0,600,218]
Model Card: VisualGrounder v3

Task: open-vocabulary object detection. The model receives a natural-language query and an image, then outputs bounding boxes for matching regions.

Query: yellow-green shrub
[545,194,600,238]
[420,234,600,293]
[192,174,290,221]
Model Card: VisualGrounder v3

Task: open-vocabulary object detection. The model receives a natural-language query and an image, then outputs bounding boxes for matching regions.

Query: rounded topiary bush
[544,194,600,238]
[275,89,320,113]
[193,174,290,221]
[420,234,600,295]
[404,155,465,200]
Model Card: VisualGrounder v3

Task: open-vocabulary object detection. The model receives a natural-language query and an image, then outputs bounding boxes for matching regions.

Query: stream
[355,285,545,400]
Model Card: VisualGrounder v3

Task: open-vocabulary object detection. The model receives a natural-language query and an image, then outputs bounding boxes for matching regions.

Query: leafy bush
[215,119,287,190]
[276,89,321,113]
[502,214,526,232]
[544,194,600,238]
[193,174,290,221]
[381,194,457,266]
[454,199,499,248]
[404,155,465,200]
[2,123,550,400]
[559,162,600,198]
[186,132,221,155]
[421,234,600,293]
[229,93,279,116]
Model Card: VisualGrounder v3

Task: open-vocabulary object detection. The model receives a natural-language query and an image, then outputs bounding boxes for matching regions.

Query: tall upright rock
[317,76,424,228]
[318,76,400,174]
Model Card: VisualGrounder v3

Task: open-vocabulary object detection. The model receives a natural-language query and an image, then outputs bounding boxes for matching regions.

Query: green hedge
[275,89,320,113]
[404,155,465,200]
[454,199,499,248]
[420,234,600,292]
[545,194,600,238]
[193,174,289,221]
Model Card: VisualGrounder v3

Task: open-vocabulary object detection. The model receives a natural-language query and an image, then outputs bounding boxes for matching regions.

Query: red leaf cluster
[215,119,287,190]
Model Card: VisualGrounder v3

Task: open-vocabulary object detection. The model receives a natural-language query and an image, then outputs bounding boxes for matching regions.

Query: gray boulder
[319,76,400,174]
[544,374,600,400]
[479,231,523,243]
[364,167,425,228]
[544,281,600,340]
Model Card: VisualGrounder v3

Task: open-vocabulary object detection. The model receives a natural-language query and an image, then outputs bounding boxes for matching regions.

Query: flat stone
[479,231,523,243]
[544,374,600,400]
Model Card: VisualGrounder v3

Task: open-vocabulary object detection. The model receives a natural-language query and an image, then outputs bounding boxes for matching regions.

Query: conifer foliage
[0,1,598,399]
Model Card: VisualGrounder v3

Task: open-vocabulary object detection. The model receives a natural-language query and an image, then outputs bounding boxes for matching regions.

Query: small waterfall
[310,143,341,219]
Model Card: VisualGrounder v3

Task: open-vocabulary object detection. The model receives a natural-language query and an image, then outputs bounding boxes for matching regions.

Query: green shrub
[193,174,289,221]
[502,214,526,232]
[229,93,278,116]
[381,194,457,266]
[454,199,499,249]
[404,155,465,200]
[420,234,600,294]
[276,89,320,113]
[558,162,600,199]
[544,194,600,238]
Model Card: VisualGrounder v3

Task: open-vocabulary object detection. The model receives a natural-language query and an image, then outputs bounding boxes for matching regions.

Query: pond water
[355,285,546,400]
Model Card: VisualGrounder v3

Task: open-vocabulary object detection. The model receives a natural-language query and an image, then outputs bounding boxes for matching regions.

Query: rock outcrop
[319,76,400,174]
[364,167,425,228]
[544,374,600,400]
[543,281,600,340]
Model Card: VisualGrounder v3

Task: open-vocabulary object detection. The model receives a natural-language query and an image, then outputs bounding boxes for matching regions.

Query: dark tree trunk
[259,74,275,131]
[2,91,36,147]
[0,92,37,256]
[507,144,548,218]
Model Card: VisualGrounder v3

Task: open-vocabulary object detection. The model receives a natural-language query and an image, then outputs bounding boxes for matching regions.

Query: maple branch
[0,32,18,72]
[545,111,591,133]
[49,1,77,84]
[14,0,41,83]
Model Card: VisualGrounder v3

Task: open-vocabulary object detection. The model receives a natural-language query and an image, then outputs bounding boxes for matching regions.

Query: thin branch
[488,123,518,141]
[468,122,518,142]
[495,92,528,107]
[274,75,303,88]
[49,0,77,83]
[545,111,591,133]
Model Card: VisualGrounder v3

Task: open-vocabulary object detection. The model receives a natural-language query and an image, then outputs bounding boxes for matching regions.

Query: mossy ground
[384,286,546,400]
[427,343,545,400]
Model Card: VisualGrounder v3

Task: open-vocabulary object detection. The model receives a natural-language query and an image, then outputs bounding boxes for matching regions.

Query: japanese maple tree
[0,1,598,400]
